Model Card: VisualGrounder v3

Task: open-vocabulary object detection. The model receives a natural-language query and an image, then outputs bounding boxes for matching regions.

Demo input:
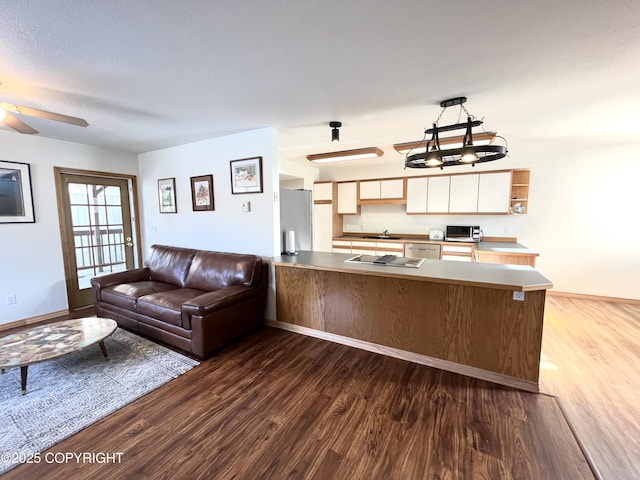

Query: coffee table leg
[21,366,28,395]
[99,341,110,361]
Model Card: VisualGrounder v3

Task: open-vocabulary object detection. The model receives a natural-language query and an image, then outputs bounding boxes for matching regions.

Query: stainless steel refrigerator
[279,188,312,254]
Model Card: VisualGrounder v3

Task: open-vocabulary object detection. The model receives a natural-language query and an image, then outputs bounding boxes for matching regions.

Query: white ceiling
[1,1,639,166]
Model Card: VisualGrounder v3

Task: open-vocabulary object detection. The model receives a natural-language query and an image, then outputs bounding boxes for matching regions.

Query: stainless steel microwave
[445,225,481,242]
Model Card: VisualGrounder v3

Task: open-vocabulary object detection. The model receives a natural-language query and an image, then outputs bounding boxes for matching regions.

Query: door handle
[126,242,133,247]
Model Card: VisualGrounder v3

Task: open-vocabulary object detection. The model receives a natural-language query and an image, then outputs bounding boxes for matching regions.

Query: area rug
[0,328,199,474]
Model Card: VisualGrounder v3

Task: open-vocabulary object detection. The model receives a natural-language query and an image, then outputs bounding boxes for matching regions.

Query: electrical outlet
[7,294,17,305]
[513,291,525,301]
[242,201,251,212]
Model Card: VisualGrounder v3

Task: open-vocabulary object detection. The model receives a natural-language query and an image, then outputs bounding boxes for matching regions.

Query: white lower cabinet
[441,244,475,262]
[332,240,351,253]
[351,241,375,256]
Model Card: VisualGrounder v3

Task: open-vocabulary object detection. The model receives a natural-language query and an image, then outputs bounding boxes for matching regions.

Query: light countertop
[272,251,552,292]
[332,236,539,255]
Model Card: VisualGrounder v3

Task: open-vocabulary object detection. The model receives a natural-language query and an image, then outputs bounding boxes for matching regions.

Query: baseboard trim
[548,290,640,305]
[265,319,539,393]
[0,309,70,332]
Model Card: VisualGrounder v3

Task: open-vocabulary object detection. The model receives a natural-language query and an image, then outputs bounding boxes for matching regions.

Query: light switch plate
[242,202,251,212]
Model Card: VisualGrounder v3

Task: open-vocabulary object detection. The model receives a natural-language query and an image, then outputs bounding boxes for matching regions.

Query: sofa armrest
[91,267,151,290]
[182,285,257,317]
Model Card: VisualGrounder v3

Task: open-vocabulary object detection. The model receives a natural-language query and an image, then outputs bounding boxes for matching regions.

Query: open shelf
[510,170,530,214]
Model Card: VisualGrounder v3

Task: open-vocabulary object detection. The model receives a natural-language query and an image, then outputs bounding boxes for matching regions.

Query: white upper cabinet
[313,182,333,202]
[449,174,479,213]
[380,179,404,198]
[358,180,381,200]
[337,182,358,214]
[477,171,512,213]
[427,176,450,213]
[358,179,404,200]
[406,177,428,213]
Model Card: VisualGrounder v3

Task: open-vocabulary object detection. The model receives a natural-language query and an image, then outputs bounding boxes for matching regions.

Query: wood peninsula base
[273,252,552,392]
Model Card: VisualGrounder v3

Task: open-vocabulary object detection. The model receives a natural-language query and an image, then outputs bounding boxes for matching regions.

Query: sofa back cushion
[146,245,197,288]
[185,251,262,291]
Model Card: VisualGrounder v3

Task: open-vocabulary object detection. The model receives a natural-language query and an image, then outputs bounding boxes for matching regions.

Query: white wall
[318,141,640,300]
[279,157,319,190]
[138,127,280,318]
[0,131,138,325]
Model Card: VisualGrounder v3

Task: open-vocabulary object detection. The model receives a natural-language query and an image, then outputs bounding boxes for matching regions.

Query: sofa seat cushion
[136,288,206,327]
[101,281,178,310]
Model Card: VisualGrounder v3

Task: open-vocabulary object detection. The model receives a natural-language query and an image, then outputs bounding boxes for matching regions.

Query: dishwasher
[404,243,441,260]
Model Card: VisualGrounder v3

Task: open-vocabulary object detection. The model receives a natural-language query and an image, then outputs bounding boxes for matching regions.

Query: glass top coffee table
[0,317,118,394]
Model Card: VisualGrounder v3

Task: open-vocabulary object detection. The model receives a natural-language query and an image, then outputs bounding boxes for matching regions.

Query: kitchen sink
[361,236,402,240]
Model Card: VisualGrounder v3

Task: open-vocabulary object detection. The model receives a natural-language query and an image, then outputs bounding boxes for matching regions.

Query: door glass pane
[70,205,90,226]
[105,186,121,205]
[107,206,123,224]
[89,185,106,205]
[68,183,88,204]
[68,182,128,287]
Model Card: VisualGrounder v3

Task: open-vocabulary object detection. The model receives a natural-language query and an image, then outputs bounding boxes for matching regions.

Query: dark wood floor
[2,320,594,480]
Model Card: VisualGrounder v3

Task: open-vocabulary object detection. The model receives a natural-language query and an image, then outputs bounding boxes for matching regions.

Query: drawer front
[441,245,474,254]
[376,242,404,249]
[332,240,352,247]
[351,240,377,248]
[442,254,473,262]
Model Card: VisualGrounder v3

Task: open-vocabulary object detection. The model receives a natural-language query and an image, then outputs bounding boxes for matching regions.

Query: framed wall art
[158,177,177,213]
[190,174,214,211]
[230,156,263,194]
[0,160,35,223]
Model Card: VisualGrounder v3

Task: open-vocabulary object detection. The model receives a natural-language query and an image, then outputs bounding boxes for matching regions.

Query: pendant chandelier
[404,97,507,169]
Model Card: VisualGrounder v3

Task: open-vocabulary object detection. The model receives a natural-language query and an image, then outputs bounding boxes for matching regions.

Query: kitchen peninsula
[271,251,552,392]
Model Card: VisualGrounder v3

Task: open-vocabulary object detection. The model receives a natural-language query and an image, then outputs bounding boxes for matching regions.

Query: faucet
[381,229,390,237]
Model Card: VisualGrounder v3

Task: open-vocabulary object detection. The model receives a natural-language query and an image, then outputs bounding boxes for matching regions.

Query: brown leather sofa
[91,244,268,359]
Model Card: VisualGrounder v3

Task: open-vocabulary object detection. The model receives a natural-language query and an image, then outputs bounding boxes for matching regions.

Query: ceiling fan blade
[2,112,39,134]
[0,102,88,127]
[13,104,89,127]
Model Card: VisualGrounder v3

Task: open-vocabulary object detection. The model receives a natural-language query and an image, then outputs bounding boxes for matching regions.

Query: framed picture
[158,178,177,213]
[230,156,263,194]
[190,174,214,211]
[0,160,35,223]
